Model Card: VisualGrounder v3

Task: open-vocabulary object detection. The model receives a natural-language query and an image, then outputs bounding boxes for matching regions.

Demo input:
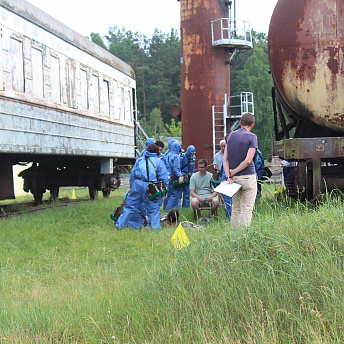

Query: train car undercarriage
[273,137,344,200]
[0,155,129,201]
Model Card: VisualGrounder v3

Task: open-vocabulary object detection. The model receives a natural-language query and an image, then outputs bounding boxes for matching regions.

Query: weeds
[0,185,344,342]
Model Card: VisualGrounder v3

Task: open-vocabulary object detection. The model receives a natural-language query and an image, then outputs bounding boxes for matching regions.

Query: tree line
[90,28,275,156]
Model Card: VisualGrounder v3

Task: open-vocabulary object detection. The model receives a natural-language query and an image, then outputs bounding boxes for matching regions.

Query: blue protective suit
[163,139,177,210]
[164,141,183,210]
[164,139,177,160]
[139,137,155,157]
[127,205,148,229]
[117,190,149,229]
[159,151,171,177]
[221,169,232,219]
[179,145,196,208]
[254,149,265,199]
[116,151,168,230]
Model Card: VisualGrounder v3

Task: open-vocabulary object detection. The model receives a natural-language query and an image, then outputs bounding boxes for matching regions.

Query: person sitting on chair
[190,159,219,222]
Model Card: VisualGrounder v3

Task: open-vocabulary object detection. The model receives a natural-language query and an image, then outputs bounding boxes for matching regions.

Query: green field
[1,185,344,343]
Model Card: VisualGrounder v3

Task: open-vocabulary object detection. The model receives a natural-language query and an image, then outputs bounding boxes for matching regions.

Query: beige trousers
[231,174,257,229]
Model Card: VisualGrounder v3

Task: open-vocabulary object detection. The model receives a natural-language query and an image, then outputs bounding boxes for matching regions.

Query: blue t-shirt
[213,150,224,170]
[226,128,258,176]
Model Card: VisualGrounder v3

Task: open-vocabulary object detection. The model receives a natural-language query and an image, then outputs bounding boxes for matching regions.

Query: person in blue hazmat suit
[139,137,155,157]
[164,141,184,210]
[179,145,196,208]
[163,139,177,210]
[253,148,265,199]
[116,144,168,230]
[156,140,171,176]
[164,139,177,158]
[117,189,149,229]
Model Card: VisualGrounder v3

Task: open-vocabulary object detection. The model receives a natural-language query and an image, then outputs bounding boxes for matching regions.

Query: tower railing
[211,18,253,50]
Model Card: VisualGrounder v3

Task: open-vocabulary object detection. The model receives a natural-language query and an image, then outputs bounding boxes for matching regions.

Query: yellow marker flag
[72,189,77,199]
[171,223,190,250]
[274,185,283,195]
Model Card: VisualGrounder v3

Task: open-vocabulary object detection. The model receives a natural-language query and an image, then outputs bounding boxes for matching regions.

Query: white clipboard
[214,181,241,197]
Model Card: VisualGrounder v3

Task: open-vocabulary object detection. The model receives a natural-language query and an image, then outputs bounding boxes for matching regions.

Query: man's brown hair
[198,159,208,167]
[240,113,255,127]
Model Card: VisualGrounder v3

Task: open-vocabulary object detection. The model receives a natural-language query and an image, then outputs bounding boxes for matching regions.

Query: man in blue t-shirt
[223,113,258,229]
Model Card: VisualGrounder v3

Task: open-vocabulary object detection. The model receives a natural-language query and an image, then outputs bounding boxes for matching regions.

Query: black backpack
[145,157,169,200]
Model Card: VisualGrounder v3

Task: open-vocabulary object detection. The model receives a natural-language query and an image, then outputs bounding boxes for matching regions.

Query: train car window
[103,80,110,116]
[32,48,44,98]
[10,37,24,93]
[125,89,130,122]
[108,80,114,118]
[92,74,100,113]
[66,58,77,108]
[50,56,61,102]
[129,90,133,122]
[132,88,137,122]
[120,87,125,120]
[113,83,119,120]
[80,68,88,110]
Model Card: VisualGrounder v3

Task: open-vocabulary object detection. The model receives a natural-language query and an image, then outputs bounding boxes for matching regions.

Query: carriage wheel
[31,178,44,202]
[88,177,98,200]
[102,189,111,198]
[50,187,59,201]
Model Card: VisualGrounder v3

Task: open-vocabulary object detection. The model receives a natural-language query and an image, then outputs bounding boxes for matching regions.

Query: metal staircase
[135,121,149,158]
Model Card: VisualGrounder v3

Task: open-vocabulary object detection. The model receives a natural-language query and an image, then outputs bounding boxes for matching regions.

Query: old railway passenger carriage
[0,0,137,201]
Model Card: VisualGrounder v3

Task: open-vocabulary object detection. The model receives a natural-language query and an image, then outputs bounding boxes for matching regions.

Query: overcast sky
[27,0,278,39]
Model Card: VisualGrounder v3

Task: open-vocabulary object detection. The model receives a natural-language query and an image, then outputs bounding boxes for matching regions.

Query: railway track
[0,198,93,219]
[1,176,130,219]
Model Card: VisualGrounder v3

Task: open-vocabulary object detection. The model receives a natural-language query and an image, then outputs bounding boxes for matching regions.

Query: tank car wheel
[50,187,59,201]
[31,178,44,202]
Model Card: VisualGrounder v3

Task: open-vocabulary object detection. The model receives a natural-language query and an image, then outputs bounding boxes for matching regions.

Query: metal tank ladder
[212,94,228,157]
[212,92,254,155]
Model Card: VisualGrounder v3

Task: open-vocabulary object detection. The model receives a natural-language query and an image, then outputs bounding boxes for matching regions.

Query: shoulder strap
[145,158,150,182]
[148,158,157,174]
[146,157,157,182]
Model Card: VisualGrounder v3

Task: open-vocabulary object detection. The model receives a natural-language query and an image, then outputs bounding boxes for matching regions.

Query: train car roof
[0,0,135,79]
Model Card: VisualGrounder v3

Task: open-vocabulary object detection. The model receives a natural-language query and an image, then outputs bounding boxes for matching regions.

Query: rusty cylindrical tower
[180,0,231,166]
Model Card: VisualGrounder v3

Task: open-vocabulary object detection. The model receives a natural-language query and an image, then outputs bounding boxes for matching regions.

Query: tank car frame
[0,0,137,201]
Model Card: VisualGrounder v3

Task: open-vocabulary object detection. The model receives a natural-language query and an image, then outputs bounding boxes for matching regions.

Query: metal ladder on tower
[212,94,229,157]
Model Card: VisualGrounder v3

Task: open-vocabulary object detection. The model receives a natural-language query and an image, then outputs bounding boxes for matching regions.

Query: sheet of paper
[214,181,241,197]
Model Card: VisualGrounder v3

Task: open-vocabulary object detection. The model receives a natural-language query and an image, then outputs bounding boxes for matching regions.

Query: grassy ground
[1,184,344,343]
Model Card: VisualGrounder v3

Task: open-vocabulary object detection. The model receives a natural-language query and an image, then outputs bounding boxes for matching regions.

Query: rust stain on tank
[268,0,344,133]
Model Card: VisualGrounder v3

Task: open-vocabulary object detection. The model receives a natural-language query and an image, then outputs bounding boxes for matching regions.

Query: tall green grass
[1,185,344,343]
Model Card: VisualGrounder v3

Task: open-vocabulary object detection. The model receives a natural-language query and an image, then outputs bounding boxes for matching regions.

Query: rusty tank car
[268,0,344,199]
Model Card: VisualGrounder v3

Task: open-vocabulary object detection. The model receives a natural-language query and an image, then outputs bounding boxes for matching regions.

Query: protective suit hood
[145,137,155,148]
[144,151,158,159]
[168,139,177,150]
[171,141,181,154]
[186,145,196,156]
